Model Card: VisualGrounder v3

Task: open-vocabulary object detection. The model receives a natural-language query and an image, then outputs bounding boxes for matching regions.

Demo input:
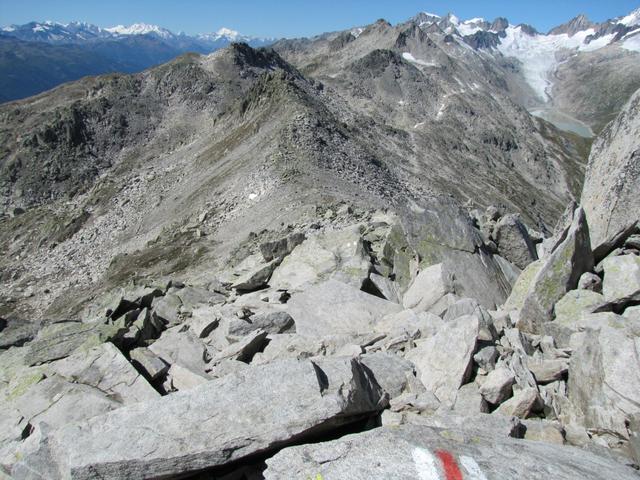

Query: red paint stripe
[436,450,463,480]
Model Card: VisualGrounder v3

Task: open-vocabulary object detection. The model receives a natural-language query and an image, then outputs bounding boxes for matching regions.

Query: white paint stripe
[412,447,441,480]
[460,455,488,480]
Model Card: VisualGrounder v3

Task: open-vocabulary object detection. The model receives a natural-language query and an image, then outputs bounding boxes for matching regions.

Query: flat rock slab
[264,425,639,479]
[269,225,371,291]
[13,357,385,480]
[287,279,402,336]
[26,321,126,366]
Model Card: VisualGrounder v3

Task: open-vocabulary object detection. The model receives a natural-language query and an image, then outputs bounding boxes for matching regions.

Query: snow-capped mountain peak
[619,8,640,27]
[105,23,175,39]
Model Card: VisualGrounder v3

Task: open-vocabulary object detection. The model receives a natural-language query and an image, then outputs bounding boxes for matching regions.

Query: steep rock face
[581,88,640,248]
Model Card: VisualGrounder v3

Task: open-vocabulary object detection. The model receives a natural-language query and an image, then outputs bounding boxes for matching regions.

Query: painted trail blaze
[435,450,463,480]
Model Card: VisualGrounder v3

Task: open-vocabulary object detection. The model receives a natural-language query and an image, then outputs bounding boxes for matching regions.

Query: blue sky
[1,1,638,38]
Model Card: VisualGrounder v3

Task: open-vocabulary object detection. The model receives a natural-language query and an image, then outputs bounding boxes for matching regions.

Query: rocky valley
[0,6,639,480]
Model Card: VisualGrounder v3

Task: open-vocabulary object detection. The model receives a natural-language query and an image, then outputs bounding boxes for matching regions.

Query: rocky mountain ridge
[0,7,639,480]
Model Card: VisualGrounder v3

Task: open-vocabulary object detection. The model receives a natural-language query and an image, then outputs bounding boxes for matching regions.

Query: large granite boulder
[26,321,127,366]
[493,213,538,269]
[601,254,640,305]
[517,207,593,333]
[405,314,480,406]
[582,88,640,250]
[12,357,386,479]
[264,424,639,479]
[269,225,372,291]
[286,279,402,336]
[568,315,640,446]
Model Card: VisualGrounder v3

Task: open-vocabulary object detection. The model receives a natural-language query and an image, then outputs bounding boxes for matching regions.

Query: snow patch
[402,52,437,67]
[248,193,258,201]
[457,23,483,36]
[351,27,364,38]
[622,33,640,52]
[620,8,640,27]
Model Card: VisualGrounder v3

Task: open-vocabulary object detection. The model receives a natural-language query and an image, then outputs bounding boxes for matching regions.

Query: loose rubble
[1,196,639,479]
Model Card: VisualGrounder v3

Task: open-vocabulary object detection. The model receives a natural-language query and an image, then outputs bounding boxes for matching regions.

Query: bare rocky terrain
[0,9,639,480]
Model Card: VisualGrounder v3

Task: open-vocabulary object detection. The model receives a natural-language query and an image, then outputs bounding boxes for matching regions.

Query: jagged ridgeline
[1,8,640,480]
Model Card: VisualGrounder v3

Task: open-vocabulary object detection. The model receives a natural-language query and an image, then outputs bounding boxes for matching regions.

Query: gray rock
[13,357,386,480]
[518,207,593,333]
[479,367,515,405]
[500,329,538,390]
[454,382,490,413]
[443,297,489,322]
[360,352,416,399]
[629,414,640,466]
[496,387,543,418]
[129,347,169,380]
[231,255,280,292]
[568,316,640,444]
[132,307,163,341]
[286,279,402,336]
[164,364,209,391]
[522,419,566,445]
[260,232,306,262]
[502,260,543,311]
[494,254,523,288]
[582,88,640,251]
[265,424,639,479]
[152,293,183,327]
[578,272,602,293]
[474,346,499,372]
[227,311,295,338]
[493,214,538,269]
[389,391,441,415]
[442,297,497,341]
[46,343,159,404]
[149,326,211,374]
[553,289,607,325]
[405,314,480,406]
[592,223,640,264]
[212,329,268,364]
[601,254,640,304]
[174,286,226,310]
[251,334,325,365]
[269,225,372,291]
[0,319,37,349]
[187,306,220,338]
[379,411,525,439]
[623,305,640,321]
[529,359,568,384]
[626,234,640,250]
[402,263,455,312]
[26,321,126,366]
[369,272,400,303]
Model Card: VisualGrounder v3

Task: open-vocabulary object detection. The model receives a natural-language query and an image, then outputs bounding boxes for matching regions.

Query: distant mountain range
[406,9,640,103]
[1,9,639,104]
[0,21,276,102]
